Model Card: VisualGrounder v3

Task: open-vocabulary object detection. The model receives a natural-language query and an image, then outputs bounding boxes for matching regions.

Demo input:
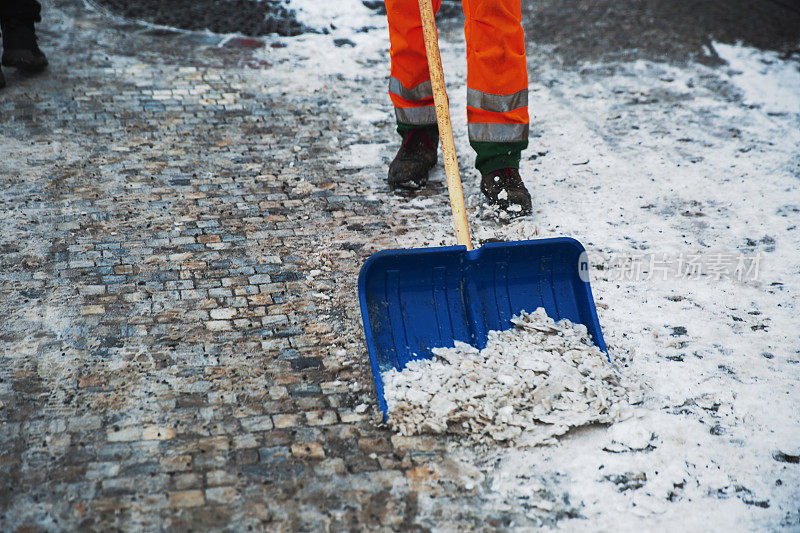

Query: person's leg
[1,0,48,73]
[0,0,42,21]
[385,0,442,189]
[462,0,531,214]
[386,0,442,133]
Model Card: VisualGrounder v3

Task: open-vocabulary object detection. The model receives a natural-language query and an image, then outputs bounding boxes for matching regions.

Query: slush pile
[382,308,636,445]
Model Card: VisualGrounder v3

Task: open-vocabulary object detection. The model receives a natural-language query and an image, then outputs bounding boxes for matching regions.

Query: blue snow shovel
[358,0,607,418]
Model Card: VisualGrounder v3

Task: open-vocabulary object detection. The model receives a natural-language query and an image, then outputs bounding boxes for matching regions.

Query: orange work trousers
[386,0,529,171]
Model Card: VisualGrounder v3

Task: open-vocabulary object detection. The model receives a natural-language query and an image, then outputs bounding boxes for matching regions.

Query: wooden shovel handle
[417,0,473,250]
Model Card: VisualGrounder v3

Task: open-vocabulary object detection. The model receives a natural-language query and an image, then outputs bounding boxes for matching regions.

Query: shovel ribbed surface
[358,237,607,416]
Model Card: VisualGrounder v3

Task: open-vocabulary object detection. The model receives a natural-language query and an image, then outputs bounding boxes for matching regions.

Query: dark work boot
[1,18,48,72]
[480,168,532,217]
[388,126,439,189]
[0,67,5,89]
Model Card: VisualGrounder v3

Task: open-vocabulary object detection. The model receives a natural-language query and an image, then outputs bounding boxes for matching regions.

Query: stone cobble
[0,1,510,530]
[4,0,800,529]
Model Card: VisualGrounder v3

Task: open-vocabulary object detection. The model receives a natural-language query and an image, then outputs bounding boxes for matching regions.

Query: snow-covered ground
[715,42,800,115]
[277,2,799,529]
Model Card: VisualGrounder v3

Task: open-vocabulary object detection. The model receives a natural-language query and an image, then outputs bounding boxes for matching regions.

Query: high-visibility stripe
[395,105,437,125]
[467,106,529,126]
[389,76,433,102]
[466,88,527,114]
[468,122,529,143]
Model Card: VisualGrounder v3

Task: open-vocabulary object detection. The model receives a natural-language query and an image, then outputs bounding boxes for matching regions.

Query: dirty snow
[287,0,376,34]
[382,309,636,444]
[272,2,799,528]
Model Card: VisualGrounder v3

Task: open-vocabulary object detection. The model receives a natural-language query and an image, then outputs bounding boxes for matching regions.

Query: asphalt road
[96,0,800,64]
[520,0,800,64]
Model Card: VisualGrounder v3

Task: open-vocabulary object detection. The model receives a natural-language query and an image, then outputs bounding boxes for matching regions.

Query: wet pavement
[1,0,798,530]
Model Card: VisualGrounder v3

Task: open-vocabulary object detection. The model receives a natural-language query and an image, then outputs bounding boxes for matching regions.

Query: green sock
[471,140,528,175]
[397,122,438,137]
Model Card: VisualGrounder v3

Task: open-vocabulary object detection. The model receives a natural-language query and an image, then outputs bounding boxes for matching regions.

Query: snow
[259,0,388,89]
[287,0,376,34]
[339,142,388,170]
[382,309,636,444]
[270,2,799,528]
[715,42,800,114]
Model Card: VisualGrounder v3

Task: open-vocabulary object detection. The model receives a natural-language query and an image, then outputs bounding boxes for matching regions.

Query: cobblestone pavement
[0,1,521,530]
[2,1,799,531]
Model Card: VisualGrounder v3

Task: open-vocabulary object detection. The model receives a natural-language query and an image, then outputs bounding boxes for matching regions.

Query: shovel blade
[357,237,606,416]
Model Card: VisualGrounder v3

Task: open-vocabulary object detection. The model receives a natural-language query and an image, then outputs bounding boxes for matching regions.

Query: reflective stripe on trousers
[386,0,529,143]
[468,122,529,143]
[389,76,432,102]
[395,105,437,125]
